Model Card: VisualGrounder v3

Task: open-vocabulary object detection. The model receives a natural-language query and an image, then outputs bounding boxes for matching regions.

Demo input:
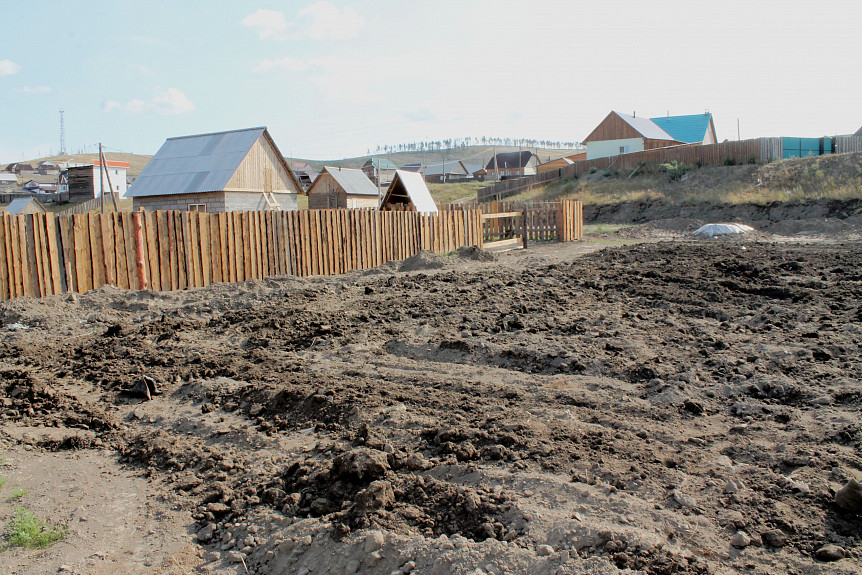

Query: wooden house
[35,161,59,175]
[5,197,47,215]
[380,170,438,214]
[66,160,129,202]
[537,152,586,174]
[307,167,379,210]
[0,172,18,188]
[423,160,469,183]
[127,126,301,212]
[4,163,34,175]
[484,151,538,179]
[583,111,716,160]
[361,158,397,186]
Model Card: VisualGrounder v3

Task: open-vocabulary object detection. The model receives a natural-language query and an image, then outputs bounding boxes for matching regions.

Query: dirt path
[0,230,860,574]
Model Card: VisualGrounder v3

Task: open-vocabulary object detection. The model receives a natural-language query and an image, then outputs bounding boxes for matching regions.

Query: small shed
[380,170,438,214]
[307,167,380,210]
[127,126,301,212]
[5,197,47,215]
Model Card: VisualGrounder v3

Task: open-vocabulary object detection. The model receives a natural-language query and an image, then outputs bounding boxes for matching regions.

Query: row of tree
[373,137,580,154]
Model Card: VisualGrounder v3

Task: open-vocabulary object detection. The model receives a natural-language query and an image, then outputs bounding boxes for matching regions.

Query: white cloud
[241,8,290,41]
[103,88,195,115]
[0,59,20,76]
[21,86,50,94]
[298,1,364,40]
[252,57,309,74]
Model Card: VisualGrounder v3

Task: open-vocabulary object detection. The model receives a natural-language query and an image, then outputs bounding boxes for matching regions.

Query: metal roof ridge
[165,126,267,141]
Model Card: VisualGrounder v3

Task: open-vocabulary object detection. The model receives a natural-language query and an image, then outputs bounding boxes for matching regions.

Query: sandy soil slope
[0,229,860,574]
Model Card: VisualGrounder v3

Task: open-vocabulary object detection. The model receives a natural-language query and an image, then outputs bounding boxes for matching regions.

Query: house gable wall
[226,135,299,193]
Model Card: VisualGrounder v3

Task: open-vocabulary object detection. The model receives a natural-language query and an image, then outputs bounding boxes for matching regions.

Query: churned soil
[0,222,860,574]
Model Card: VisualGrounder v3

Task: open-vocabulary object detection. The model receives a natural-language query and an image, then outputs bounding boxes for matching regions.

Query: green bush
[724,157,735,166]
[661,160,695,181]
[588,167,598,174]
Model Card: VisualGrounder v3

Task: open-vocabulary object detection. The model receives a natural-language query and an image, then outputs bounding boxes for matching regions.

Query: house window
[619,146,630,154]
[188,203,206,212]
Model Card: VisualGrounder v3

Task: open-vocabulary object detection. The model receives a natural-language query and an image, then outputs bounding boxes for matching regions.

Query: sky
[1,0,860,163]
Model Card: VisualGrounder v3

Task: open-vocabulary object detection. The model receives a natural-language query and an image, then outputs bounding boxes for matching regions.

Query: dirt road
[1,231,860,574]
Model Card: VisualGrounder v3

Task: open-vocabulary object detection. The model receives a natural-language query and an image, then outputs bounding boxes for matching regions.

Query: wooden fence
[0,209,489,300]
[443,200,583,244]
[478,138,779,202]
[60,193,122,215]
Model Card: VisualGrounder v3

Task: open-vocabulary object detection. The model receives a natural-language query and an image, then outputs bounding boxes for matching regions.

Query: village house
[361,158,397,187]
[306,166,379,210]
[423,160,470,183]
[127,126,301,212]
[484,151,538,180]
[537,152,587,174]
[583,111,716,160]
[66,159,129,202]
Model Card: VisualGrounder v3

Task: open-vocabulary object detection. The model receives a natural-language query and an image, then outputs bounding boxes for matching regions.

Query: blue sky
[2,0,860,163]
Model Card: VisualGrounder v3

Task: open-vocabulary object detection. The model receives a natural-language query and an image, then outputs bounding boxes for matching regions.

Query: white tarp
[693,223,755,237]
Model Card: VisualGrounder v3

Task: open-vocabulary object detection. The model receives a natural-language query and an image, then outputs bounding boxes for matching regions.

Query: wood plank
[185,212,200,288]
[232,212,243,281]
[122,213,138,290]
[157,212,171,290]
[87,213,105,289]
[164,212,178,291]
[31,214,47,296]
[2,216,17,298]
[44,215,62,295]
[21,216,37,297]
[0,216,9,300]
[302,210,313,276]
[199,213,211,287]
[243,212,254,280]
[228,212,239,282]
[57,216,75,294]
[8,217,23,297]
[39,214,55,295]
[99,213,116,287]
[144,212,161,290]
[175,211,188,289]
[215,213,226,283]
[112,213,129,290]
[74,214,93,293]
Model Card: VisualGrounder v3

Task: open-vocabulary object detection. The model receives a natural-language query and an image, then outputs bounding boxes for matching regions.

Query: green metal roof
[650,114,713,144]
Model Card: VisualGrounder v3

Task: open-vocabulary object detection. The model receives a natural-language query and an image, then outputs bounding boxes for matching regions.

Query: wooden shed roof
[380,170,438,214]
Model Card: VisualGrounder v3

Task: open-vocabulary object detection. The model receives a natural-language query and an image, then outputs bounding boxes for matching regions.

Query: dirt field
[1,214,861,574]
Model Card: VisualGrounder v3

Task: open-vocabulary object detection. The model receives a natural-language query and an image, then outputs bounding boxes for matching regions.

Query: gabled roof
[381,170,437,214]
[6,197,46,214]
[127,126,299,198]
[311,167,379,196]
[854,125,862,137]
[400,163,424,173]
[363,158,398,170]
[650,113,714,144]
[485,151,535,170]
[615,112,675,141]
[424,160,468,177]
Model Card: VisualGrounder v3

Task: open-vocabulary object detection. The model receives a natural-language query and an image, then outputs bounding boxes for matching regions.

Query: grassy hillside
[500,151,862,206]
[22,153,153,178]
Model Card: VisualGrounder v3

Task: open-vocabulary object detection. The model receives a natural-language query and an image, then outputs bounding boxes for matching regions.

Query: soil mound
[398,250,446,271]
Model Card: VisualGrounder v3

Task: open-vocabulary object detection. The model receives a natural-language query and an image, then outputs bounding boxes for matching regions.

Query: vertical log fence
[0,203,582,301]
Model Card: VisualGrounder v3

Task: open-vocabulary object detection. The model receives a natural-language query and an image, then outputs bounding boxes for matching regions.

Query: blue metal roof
[650,114,713,144]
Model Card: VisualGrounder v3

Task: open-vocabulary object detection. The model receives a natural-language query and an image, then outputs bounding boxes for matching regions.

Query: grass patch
[9,487,29,500]
[6,506,68,549]
[429,181,486,205]
[0,477,6,489]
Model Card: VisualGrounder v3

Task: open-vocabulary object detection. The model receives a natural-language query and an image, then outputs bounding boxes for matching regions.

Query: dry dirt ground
[0,215,861,575]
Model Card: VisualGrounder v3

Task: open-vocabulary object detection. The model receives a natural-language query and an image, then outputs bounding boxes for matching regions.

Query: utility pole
[100,145,119,212]
[99,143,105,213]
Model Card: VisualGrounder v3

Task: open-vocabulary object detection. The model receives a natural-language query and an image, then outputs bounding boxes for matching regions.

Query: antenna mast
[59,109,66,155]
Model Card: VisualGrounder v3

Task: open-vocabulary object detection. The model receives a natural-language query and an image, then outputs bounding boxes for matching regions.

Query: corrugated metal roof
[317,167,379,196]
[127,127,276,198]
[651,114,713,144]
[615,112,675,141]
[6,197,46,214]
[424,160,468,177]
[364,158,398,170]
[384,170,438,214]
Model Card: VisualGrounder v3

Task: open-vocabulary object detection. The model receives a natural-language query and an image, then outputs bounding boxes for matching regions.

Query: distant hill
[15,145,582,181]
[285,146,582,172]
[16,153,153,178]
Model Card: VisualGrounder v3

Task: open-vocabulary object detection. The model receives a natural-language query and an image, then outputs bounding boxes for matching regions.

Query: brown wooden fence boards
[0,208,509,299]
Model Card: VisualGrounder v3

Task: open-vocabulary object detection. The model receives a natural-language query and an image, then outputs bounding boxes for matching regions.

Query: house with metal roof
[127,126,300,212]
[423,160,469,183]
[380,170,438,214]
[361,158,398,187]
[484,151,538,179]
[307,166,380,210]
[5,197,47,215]
[583,111,716,160]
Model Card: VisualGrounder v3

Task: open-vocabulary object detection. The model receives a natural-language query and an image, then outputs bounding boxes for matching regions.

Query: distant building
[537,152,586,174]
[484,151,538,179]
[380,170,437,214]
[361,158,397,187]
[307,166,379,210]
[292,163,320,191]
[66,160,129,202]
[5,197,47,215]
[0,172,17,188]
[424,160,469,183]
[4,163,34,175]
[127,126,300,212]
[35,161,59,175]
[582,111,716,160]
[399,163,425,174]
